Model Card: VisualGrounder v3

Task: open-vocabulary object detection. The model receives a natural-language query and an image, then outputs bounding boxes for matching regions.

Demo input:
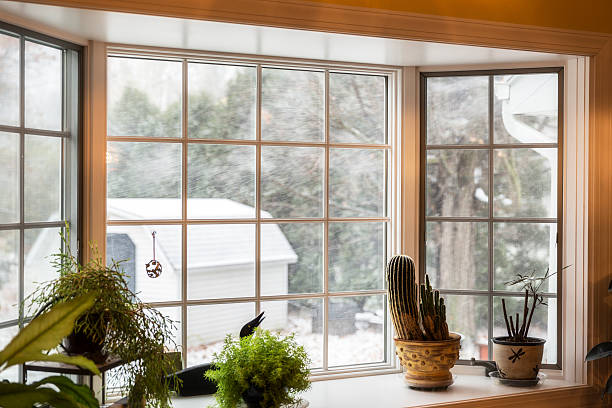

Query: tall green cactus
[386,255,422,340]
[386,255,450,341]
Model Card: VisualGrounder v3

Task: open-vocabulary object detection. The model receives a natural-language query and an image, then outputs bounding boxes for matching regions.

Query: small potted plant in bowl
[386,255,461,390]
[492,267,566,380]
[205,328,311,408]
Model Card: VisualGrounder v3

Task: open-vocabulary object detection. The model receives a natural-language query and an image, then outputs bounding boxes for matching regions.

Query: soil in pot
[395,332,461,390]
[491,336,545,380]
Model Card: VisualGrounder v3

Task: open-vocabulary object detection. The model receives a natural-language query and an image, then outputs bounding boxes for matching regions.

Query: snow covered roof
[107,198,297,270]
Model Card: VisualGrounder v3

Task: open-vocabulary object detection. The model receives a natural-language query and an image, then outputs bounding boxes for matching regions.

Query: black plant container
[63,313,107,364]
[242,384,265,408]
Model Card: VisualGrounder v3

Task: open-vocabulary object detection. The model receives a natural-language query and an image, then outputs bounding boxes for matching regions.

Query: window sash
[0,22,81,329]
[419,68,563,368]
[104,50,399,374]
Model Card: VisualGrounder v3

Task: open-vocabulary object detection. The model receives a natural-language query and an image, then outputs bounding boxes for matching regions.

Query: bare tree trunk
[435,151,480,351]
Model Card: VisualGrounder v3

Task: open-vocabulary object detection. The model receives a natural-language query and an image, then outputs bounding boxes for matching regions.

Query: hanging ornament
[145,231,162,278]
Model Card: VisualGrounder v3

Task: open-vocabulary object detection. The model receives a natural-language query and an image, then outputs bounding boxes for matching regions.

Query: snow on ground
[186,311,384,368]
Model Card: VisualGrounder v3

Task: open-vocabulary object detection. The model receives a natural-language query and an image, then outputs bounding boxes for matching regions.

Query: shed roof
[107,198,297,270]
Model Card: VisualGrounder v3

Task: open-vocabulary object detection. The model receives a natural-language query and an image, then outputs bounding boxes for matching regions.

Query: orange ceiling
[308,0,612,34]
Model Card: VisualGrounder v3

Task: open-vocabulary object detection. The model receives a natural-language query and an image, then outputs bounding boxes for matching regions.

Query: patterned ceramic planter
[394,333,461,389]
[491,336,545,380]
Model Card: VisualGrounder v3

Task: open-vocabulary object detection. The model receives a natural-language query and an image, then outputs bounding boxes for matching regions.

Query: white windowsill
[170,370,580,408]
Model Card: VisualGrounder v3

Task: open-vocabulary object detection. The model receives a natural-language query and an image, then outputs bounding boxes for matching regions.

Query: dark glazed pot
[242,384,265,408]
[63,314,107,364]
[491,336,546,380]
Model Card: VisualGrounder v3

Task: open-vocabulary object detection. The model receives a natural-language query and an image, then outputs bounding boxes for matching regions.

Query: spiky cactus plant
[420,275,449,340]
[386,255,422,340]
[386,255,450,341]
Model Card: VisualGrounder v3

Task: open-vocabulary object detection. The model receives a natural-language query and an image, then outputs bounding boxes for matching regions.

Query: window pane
[25,41,62,131]
[329,73,385,144]
[187,224,255,300]
[188,63,256,140]
[187,144,255,219]
[261,223,323,295]
[426,76,489,145]
[493,296,557,364]
[261,146,324,218]
[494,148,557,218]
[107,57,181,138]
[0,33,19,126]
[186,302,255,366]
[494,222,557,292]
[444,294,489,360]
[261,68,324,142]
[494,73,558,144]
[105,306,181,402]
[329,222,385,292]
[106,225,181,303]
[0,230,19,323]
[328,295,385,367]
[24,227,61,300]
[25,135,61,223]
[156,306,182,348]
[0,132,19,223]
[0,326,18,382]
[107,142,182,220]
[261,298,323,369]
[329,148,385,218]
[426,221,488,291]
[425,149,489,217]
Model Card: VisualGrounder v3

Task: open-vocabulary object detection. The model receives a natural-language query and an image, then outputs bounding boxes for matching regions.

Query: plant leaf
[0,292,97,370]
[605,373,612,399]
[586,341,612,361]
[0,381,81,408]
[17,353,100,375]
[31,376,99,408]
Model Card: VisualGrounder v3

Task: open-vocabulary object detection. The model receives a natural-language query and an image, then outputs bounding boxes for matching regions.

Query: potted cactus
[386,255,460,390]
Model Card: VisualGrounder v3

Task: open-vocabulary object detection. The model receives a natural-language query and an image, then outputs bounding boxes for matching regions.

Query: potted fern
[25,228,178,407]
[205,329,311,408]
[386,255,460,390]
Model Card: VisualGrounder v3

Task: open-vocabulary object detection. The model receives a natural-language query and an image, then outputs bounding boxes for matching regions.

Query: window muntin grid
[420,68,563,368]
[105,52,396,375]
[0,22,81,382]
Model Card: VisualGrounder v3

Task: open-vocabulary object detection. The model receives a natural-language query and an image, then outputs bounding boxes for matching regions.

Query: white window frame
[403,58,589,383]
[0,20,82,383]
[102,45,404,378]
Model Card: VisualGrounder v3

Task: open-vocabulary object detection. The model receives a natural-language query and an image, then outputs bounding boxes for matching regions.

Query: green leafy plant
[205,329,311,408]
[586,339,612,398]
[25,228,178,408]
[500,266,569,342]
[0,293,99,408]
[585,280,612,399]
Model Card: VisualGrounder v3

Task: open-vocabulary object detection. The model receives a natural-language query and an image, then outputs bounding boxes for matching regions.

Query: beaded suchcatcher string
[145,231,162,278]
